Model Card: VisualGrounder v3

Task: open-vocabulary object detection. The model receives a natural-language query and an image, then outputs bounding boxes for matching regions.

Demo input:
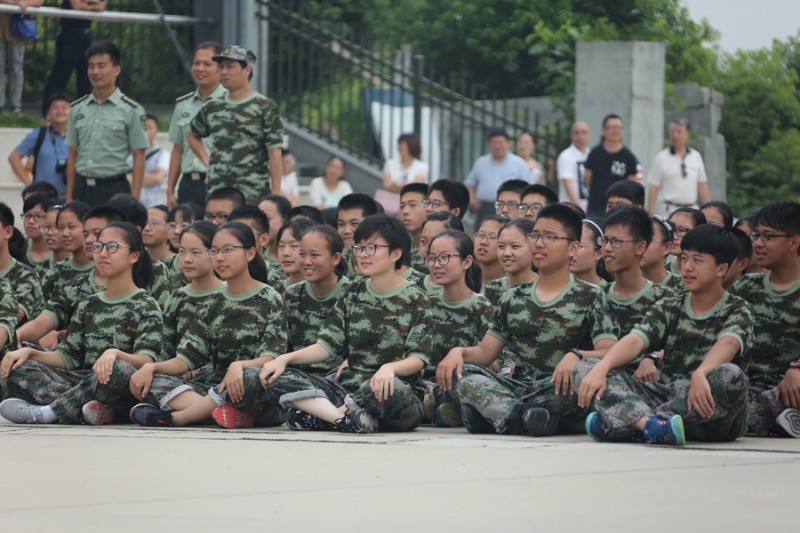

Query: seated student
[204,186,246,227]
[128,222,286,427]
[274,219,314,294]
[165,202,204,285]
[21,193,56,278]
[287,205,325,225]
[16,206,125,350]
[40,204,71,276]
[211,225,352,429]
[667,207,706,276]
[575,224,752,445]
[517,184,558,221]
[570,219,607,287]
[0,280,16,359]
[480,218,537,308]
[227,205,273,285]
[143,205,175,266]
[733,216,766,274]
[425,179,469,219]
[474,215,509,289]
[417,212,463,296]
[0,202,44,327]
[494,179,529,219]
[257,194,291,283]
[438,205,618,436]
[40,201,92,298]
[399,182,429,272]
[21,181,59,201]
[701,201,734,229]
[605,180,645,213]
[599,206,673,381]
[258,215,432,433]
[723,228,752,290]
[423,230,491,426]
[0,222,163,425]
[729,201,800,438]
[641,215,683,291]
[337,193,382,278]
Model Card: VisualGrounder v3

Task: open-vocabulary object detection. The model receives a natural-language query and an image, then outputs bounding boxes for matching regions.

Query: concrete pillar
[575,41,666,177]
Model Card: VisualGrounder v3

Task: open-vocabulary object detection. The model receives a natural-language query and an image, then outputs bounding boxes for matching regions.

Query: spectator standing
[41,0,105,115]
[9,93,70,195]
[647,117,710,218]
[556,121,591,209]
[465,128,532,228]
[127,114,169,208]
[516,132,544,185]
[584,114,638,218]
[0,0,42,114]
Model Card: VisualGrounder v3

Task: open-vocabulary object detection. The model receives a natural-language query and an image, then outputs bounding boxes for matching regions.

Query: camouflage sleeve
[284,285,300,352]
[128,105,149,151]
[588,288,619,346]
[42,284,71,330]
[13,266,43,322]
[175,312,213,370]
[718,297,753,360]
[630,297,679,353]
[190,103,210,138]
[57,301,88,370]
[316,285,350,357]
[255,289,286,358]
[131,296,163,361]
[40,267,57,300]
[263,102,284,150]
[403,292,431,365]
[0,282,17,348]
[477,296,493,338]
[161,292,179,360]
[148,262,171,311]
[486,292,512,344]
[167,104,184,145]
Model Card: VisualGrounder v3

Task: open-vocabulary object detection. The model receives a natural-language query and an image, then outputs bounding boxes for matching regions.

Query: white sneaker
[776,408,800,438]
[0,398,45,424]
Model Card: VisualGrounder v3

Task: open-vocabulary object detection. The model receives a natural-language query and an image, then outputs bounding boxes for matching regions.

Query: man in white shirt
[556,121,591,209]
[647,118,711,217]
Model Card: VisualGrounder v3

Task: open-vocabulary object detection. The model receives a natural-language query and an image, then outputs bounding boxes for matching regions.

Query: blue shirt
[464,152,532,202]
[15,126,69,195]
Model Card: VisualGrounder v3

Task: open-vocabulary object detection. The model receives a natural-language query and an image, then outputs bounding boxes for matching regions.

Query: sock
[39,405,58,424]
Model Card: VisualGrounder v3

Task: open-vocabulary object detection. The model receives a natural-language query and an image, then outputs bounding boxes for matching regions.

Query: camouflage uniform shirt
[40,257,94,301]
[161,283,227,360]
[480,276,510,308]
[427,292,492,376]
[605,280,674,334]
[0,258,43,322]
[43,270,105,330]
[0,279,17,354]
[410,248,427,273]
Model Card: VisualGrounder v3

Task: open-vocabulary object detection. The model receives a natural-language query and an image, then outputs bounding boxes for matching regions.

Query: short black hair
[168,202,204,224]
[287,205,324,224]
[207,186,246,209]
[754,201,800,236]
[602,113,623,127]
[22,181,58,199]
[701,201,735,228]
[521,184,558,206]
[144,113,159,125]
[260,194,292,222]
[84,205,125,224]
[422,211,465,232]
[45,92,70,115]
[107,194,147,229]
[603,205,653,245]
[0,201,14,227]
[23,193,56,214]
[496,179,529,198]
[730,227,753,261]
[400,182,428,198]
[605,180,645,208]
[680,225,739,267]
[487,127,510,140]
[668,206,707,227]
[536,203,582,241]
[229,204,270,234]
[195,41,223,55]
[85,41,121,66]
[353,214,410,270]
[427,179,469,219]
[337,193,382,220]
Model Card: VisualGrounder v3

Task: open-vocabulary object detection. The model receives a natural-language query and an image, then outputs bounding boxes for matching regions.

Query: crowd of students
[0,176,798,448]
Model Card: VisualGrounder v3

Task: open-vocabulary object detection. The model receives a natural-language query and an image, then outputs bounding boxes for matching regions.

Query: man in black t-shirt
[41,0,107,115]
[584,113,638,218]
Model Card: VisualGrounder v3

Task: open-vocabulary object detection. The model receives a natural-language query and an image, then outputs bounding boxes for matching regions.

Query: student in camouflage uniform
[258,216,431,433]
[273,219,314,295]
[0,202,43,326]
[129,222,285,427]
[666,207,707,277]
[255,195,291,286]
[480,218,536,308]
[641,215,684,292]
[336,193,384,279]
[20,194,55,279]
[575,225,752,445]
[729,201,800,437]
[40,201,93,298]
[0,222,162,425]
[40,206,72,273]
[474,215,509,293]
[0,280,17,360]
[188,45,283,202]
[212,225,352,429]
[438,205,618,436]
[423,230,491,427]
[416,212,464,297]
[600,206,674,380]
[570,219,607,287]
[399,183,429,273]
[66,42,149,207]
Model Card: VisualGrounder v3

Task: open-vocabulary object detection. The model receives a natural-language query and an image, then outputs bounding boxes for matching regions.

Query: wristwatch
[646,353,660,367]
[789,361,800,371]
[568,348,584,360]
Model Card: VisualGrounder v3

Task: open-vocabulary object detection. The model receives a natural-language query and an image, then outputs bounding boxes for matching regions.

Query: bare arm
[66,146,78,201]
[16,314,57,345]
[69,0,106,12]
[697,182,711,205]
[8,149,31,185]
[466,185,480,211]
[584,169,593,188]
[647,184,660,214]
[142,167,166,188]
[130,149,145,199]
[688,336,740,418]
[166,143,183,207]
[268,147,282,195]
[561,179,580,205]
[187,133,209,168]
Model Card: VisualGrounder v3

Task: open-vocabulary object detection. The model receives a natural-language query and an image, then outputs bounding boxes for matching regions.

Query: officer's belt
[182,172,206,181]
[77,173,127,187]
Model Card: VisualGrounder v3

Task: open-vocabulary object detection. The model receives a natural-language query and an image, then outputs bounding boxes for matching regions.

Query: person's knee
[572,358,599,386]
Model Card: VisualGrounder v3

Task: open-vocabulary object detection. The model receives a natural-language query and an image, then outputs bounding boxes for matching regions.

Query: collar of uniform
[196,83,227,102]
[87,87,124,105]
[669,145,692,155]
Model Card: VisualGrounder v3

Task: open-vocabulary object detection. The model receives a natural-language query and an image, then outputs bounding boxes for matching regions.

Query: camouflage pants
[572,359,748,442]
[6,359,138,424]
[457,363,589,435]
[747,381,786,437]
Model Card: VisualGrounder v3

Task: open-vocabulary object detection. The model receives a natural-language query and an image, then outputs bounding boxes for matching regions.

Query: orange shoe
[212,405,255,429]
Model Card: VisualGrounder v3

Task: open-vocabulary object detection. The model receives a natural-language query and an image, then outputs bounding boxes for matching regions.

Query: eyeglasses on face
[598,236,638,248]
[204,212,230,224]
[425,253,457,267]
[494,200,520,210]
[749,232,795,243]
[527,232,573,245]
[473,232,499,242]
[91,241,131,254]
[351,243,391,257]
[518,203,544,214]
[21,212,46,222]
[207,245,247,257]
[422,199,448,209]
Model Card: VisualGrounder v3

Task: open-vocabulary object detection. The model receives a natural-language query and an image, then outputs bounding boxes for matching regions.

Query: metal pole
[0,4,212,25]
[413,54,423,137]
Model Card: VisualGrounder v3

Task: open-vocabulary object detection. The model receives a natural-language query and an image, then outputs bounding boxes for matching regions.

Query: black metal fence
[258,0,568,185]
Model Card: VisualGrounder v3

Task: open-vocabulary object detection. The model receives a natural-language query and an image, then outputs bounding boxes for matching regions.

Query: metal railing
[258,0,567,184]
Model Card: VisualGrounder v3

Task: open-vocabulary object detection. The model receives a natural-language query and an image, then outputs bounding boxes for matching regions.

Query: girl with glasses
[21,194,56,278]
[143,205,175,266]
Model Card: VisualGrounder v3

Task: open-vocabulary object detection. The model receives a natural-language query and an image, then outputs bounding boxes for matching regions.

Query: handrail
[0,4,212,26]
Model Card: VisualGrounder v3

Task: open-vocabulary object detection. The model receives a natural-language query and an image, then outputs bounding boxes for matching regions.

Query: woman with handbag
[0,0,42,114]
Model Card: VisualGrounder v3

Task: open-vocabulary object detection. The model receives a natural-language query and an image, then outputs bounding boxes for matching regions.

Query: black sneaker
[285,408,335,431]
[129,403,174,427]
[460,404,495,434]
[520,406,557,437]
[335,408,378,434]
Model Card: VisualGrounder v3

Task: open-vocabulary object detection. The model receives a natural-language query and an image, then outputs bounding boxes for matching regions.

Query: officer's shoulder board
[121,95,141,108]
[70,94,89,107]
[175,91,194,103]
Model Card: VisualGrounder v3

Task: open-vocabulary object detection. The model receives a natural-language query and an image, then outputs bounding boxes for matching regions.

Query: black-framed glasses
[422,199,448,209]
[208,245,246,257]
[204,212,230,224]
[352,244,391,257]
[673,226,692,237]
[425,253,456,267]
[749,232,795,243]
[527,232,573,245]
[167,222,191,233]
[518,203,544,214]
[39,224,57,235]
[91,241,131,254]
[473,232,499,242]
[494,200,520,210]
[598,236,639,249]
[21,212,46,222]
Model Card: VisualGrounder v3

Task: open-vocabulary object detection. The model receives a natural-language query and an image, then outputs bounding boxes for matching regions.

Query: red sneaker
[212,405,255,429]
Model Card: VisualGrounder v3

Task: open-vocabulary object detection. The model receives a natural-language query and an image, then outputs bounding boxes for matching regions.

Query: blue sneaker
[643,415,685,446]
[585,412,609,442]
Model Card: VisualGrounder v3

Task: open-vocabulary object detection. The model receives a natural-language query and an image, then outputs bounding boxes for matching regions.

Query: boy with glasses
[517,184,558,221]
[494,179,529,219]
[204,186,245,227]
[425,179,469,219]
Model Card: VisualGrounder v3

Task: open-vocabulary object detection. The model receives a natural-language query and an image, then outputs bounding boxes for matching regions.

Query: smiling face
[680,249,726,293]
[211,228,255,281]
[496,225,534,277]
[353,233,399,278]
[192,47,220,91]
[299,231,341,284]
[569,225,601,276]
[218,58,250,91]
[178,230,214,281]
[427,235,471,287]
[57,209,85,254]
[601,224,646,274]
[751,223,800,269]
[87,53,120,92]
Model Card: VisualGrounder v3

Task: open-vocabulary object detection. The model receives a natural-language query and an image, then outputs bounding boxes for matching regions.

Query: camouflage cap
[213,45,256,65]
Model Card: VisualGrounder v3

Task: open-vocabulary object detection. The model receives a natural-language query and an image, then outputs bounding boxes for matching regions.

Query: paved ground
[0,421,797,532]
